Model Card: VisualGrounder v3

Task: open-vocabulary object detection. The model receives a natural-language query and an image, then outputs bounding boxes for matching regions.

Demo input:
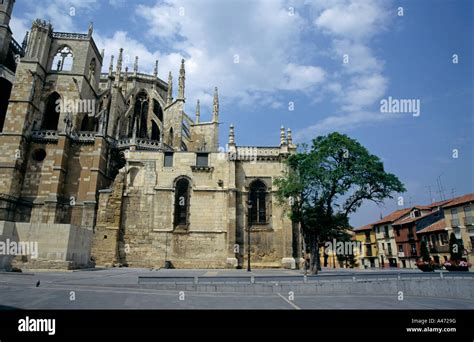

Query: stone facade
[0,2,300,270]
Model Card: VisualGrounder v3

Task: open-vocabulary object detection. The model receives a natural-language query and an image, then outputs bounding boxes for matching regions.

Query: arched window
[80,115,92,131]
[153,99,163,122]
[134,91,148,138]
[0,78,12,132]
[52,46,73,71]
[249,180,268,225]
[151,121,160,141]
[168,127,174,146]
[127,116,133,138]
[128,167,140,187]
[41,92,61,130]
[174,178,190,228]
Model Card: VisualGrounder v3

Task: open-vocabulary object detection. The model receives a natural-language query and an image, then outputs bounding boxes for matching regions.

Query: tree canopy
[275,132,406,274]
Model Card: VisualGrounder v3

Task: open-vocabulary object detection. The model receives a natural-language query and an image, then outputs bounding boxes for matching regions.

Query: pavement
[0,267,473,310]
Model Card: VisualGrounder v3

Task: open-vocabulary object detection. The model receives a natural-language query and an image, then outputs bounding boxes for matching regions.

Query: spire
[280,126,286,146]
[287,128,293,146]
[229,124,235,145]
[212,87,219,122]
[178,58,185,100]
[123,66,129,93]
[21,31,29,51]
[134,56,138,75]
[195,99,200,124]
[167,71,173,105]
[154,60,158,78]
[100,49,105,60]
[88,22,93,38]
[115,48,123,87]
[108,55,114,77]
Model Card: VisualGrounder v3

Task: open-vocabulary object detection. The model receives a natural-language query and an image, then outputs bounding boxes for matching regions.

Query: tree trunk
[309,234,320,274]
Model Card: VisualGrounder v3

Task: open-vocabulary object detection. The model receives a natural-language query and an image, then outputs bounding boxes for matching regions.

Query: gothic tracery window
[134,91,149,138]
[52,46,73,71]
[249,180,268,225]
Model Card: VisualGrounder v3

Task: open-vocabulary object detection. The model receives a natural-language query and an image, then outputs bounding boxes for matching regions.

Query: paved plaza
[0,268,473,310]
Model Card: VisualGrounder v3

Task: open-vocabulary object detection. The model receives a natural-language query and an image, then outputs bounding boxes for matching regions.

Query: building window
[41,92,61,130]
[365,231,370,242]
[168,127,174,146]
[387,243,392,255]
[174,178,190,228]
[396,228,400,237]
[398,245,403,253]
[52,46,73,71]
[134,92,149,138]
[32,149,46,162]
[196,153,209,167]
[384,225,389,238]
[153,99,163,122]
[164,152,173,167]
[410,243,417,255]
[151,121,160,141]
[440,232,448,244]
[249,180,268,225]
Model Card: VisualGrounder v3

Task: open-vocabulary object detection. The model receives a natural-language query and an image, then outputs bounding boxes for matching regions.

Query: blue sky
[10,0,473,227]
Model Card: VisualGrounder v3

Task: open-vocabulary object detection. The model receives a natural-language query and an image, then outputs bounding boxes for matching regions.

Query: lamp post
[247,199,252,272]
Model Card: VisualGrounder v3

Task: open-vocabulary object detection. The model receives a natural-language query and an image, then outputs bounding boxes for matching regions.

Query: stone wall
[0,220,92,270]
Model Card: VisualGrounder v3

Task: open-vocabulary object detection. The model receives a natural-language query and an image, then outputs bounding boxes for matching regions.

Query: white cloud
[314,0,388,41]
[14,0,98,32]
[294,110,388,141]
[295,0,392,140]
[130,0,326,115]
[281,64,326,90]
[342,73,388,111]
[10,16,30,42]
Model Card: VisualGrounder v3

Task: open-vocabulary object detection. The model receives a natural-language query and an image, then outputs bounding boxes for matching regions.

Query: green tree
[275,132,405,274]
[449,232,463,261]
[420,240,431,262]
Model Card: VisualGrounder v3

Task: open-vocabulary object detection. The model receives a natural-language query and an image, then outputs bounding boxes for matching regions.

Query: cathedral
[0,0,300,270]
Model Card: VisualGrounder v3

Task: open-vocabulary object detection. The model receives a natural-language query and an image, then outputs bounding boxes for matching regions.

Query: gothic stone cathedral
[0,1,300,270]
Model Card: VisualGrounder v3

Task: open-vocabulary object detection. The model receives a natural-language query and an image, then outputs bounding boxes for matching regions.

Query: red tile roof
[392,211,433,226]
[442,193,474,208]
[354,224,373,232]
[428,199,452,208]
[372,208,412,225]
[417,219,448,234]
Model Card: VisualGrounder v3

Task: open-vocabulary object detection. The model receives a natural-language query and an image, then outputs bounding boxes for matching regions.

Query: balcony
[429,244,449,254]
[451,218,460,227]
[463,216,474,226]
[31,130,59,143]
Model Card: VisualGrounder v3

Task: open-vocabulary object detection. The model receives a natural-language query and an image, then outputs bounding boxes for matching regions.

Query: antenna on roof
[425,185,434,203]
[436,174,446,201]
[450,188,456,199]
